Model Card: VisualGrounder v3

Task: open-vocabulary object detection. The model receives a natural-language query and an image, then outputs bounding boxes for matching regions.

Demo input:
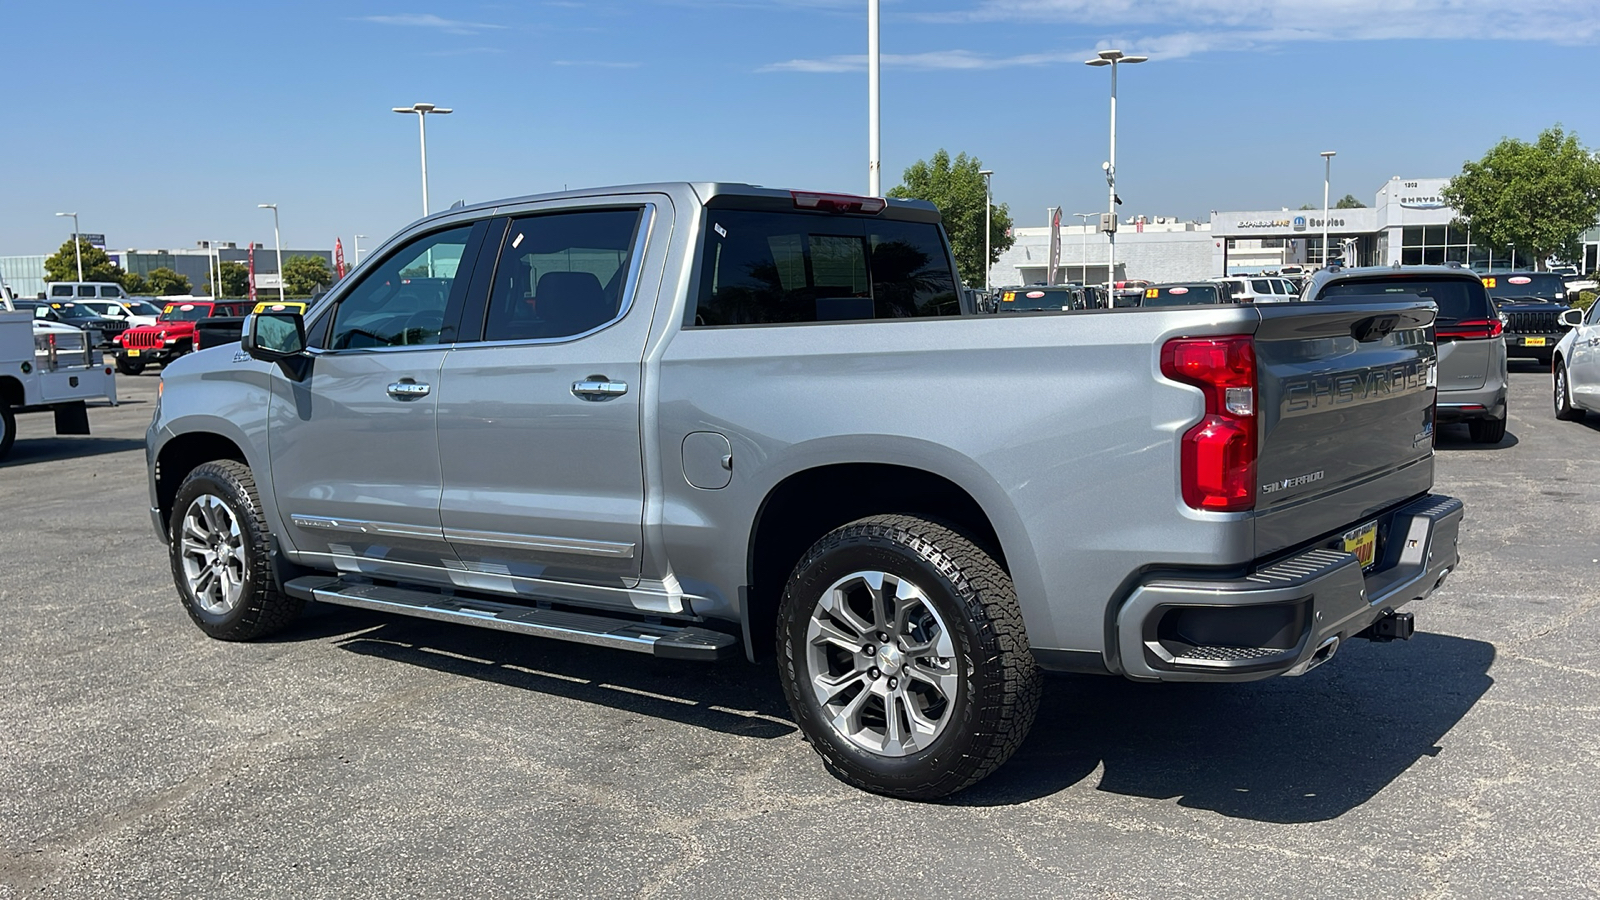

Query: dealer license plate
[126,349,141,357]
[1343,521,1378,571]
[1524,337,1546,347]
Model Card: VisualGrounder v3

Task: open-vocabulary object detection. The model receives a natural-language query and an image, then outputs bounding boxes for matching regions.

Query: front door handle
[387,381,431,400]
[571,378,628,400]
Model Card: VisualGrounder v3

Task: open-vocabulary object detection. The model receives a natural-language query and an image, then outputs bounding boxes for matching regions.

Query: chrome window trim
[468,202,656,348]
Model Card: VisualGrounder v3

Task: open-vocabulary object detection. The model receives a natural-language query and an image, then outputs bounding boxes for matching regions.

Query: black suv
[1483,272,1574,366]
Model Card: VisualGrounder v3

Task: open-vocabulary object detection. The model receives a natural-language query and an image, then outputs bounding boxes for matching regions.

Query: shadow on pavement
[317,606,798,740]
[1,437,147,466]
[1433,426,1519,451]
[953,632,1495,821]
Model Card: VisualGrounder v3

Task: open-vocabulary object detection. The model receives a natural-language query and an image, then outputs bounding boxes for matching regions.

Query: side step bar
[283,576,738,662]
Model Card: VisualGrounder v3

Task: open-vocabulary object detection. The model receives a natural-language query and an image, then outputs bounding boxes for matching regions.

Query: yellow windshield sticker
[1482,277,1496,288]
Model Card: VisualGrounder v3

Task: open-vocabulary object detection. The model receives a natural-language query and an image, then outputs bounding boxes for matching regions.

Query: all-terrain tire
[115,356,146,376]
[777,514,1041,800]
[1468,415,1507,445]
[1554,361,1584,421]
[168,459,303,640]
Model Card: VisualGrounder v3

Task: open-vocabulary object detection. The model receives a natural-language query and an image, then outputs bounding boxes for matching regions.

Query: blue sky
[5,0,1598,254]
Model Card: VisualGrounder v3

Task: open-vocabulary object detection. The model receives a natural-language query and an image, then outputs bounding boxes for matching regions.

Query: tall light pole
[867,0,881,197]
[1072,212,1096,288]
[979,169,994,290]
[257,204,285,303]
[1321,150,1337,268]
[1086,49,1146,305]
[393,102,453,216]
[55,212,84,282]
[353,234,368,266]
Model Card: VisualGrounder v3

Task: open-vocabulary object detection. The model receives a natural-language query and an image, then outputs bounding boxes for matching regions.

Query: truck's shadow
[1,437,147,466]
[291,605,1492,823]
[1433,426,1519,450]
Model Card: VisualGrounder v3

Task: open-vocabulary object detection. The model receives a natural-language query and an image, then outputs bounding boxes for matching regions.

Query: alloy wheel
[178,494,246,615]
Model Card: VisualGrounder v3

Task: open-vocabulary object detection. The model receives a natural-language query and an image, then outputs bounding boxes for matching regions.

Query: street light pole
[1086,50,1147,306]
[979,169,994,291]
[1072,212,1096,287]
[55,212,83,282]
[1321,150,1337,268]
[258,204,285,303]
[353,234,367,266]
[393,102,453,216]
[867,0,881,197]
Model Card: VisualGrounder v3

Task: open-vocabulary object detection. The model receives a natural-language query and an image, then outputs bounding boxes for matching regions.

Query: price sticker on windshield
[1145,288,1159,299]
[1482,277,1497,288]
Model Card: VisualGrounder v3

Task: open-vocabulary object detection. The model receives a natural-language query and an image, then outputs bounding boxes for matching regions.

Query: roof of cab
[407,182,941,226]
[1305,264,1485,298]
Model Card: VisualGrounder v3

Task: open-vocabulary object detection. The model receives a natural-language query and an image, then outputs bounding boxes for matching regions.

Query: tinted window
[693,210,957,326]
[49,285,72,298]
[128,300,163,316]
[999,288,1080,311]
[1589,303,1600,326]
[77,285,95,297]
[160,303,212,322]
[1251,279,1273,294]
[1143,285,1222,307]
[1484,273,1565,301]
[99,285,123,298]
[1316,278,1490,322]
[327,226,473,350]
[480,208,643,342]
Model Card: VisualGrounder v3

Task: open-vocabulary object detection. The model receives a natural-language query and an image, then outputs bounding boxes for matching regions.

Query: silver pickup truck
[147,183,1462,799]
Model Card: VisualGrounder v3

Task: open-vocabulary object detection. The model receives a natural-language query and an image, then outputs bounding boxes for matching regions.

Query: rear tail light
[1161,335,1257,512]
[1435,319,1502,340]
[790,191,886,214]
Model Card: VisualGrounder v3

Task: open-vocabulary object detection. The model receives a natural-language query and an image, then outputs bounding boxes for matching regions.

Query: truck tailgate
[1252,301,1437,558]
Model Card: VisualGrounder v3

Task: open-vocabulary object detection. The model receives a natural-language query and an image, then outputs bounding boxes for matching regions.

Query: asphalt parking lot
[2,362,1597,899]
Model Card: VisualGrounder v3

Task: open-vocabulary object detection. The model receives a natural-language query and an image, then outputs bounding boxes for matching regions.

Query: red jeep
[114,300,247,375]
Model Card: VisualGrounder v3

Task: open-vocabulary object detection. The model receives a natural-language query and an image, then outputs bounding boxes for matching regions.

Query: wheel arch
[740,448,1040,662]
[153,428,251,538]
[0,375,23,408]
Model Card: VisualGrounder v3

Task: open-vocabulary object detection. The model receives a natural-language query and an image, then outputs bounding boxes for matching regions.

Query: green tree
[1442,125,1600,270]
[145,267,192,296]
[1299,203,1317,210]
[282,255,333,295]
[207,261,250,298]
[121,272,150,295]
[43,238,128,285]
[1335,194,1367,209]
[887,149,1014,286]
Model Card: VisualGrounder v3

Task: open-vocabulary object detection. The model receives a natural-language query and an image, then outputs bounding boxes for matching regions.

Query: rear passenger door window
[692,210,958,326]
[323,226,475,350]
[478,209,644,342]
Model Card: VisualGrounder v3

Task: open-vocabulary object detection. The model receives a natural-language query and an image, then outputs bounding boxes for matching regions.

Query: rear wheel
[169,460,303,640]
[0,402,14,460]
[1555,362,1584,421]
[777,515,1041,800]
[1468,415,1507,445]
[115,356,146,376]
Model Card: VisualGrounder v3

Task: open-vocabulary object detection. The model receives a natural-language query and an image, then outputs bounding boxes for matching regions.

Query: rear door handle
[572,378,628,400]
[387,381,431,400]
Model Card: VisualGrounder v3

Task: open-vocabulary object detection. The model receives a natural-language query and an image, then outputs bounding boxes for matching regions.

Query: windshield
[159,303,212,322]
[128,300,163,316]
[1483,273,1565,302]
[1142,285,1223,307]
[1000,288,1079,311]
[1316,278,1489,323]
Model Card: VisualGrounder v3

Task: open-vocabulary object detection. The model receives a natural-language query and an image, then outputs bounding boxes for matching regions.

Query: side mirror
[243,311,310,379]
[1560,307,1584,328]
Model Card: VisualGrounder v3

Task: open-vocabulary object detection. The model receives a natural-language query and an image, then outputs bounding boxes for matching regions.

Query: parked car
[1138,282,1230,307]
[149,182,1461,799]
[995,285,1093,312]
[1553,304,1600,421]
[1307,265,1508,443]
[47,302,127,348]
[1482,272,1576,366]
[76,297,164,328]
[113,299,250,375]
[1212,276,1300,304]
[45,281,135,304]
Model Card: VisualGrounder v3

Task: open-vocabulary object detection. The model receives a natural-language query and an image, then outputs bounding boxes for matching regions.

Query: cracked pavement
[2,363,1597,899]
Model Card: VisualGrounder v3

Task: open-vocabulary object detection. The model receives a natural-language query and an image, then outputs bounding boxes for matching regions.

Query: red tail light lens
[1161,336,1257,512]
[1435,319,1502,340]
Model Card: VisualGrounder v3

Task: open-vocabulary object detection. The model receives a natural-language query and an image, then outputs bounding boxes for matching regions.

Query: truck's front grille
[123,330,161,349]
[1505,310,1562,334]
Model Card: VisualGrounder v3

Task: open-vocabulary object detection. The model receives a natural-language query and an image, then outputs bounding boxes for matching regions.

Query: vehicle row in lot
[0,306,117,460]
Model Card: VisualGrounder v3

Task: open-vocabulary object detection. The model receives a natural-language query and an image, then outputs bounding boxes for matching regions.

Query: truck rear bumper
[1116,493,1463,682]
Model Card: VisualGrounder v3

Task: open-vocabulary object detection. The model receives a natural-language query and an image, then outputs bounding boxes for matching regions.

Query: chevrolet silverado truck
[115,299,249,375]
[146,183,1462,799]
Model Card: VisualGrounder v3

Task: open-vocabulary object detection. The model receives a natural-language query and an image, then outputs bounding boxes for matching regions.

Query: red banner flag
[335,237,346,279]
[248,246,257,302]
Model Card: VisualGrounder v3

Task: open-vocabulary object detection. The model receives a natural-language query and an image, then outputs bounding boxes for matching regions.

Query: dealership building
[989,175,1600,288]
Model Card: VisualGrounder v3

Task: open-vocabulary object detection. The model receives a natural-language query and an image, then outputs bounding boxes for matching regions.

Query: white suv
[1211,276,1301,304]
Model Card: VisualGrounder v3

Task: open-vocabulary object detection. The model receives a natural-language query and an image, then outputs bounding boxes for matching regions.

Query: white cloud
[360,13,508,35]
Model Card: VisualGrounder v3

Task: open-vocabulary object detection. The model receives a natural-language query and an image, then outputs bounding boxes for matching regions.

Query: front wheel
[0,402,14,460]
[777,515,1041,800]
[1555,363,1584,421]
[169,460,303,640]
[115,356,146,376]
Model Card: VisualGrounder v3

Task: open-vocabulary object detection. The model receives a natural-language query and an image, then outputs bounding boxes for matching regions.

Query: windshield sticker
[179,305,195,311]
[1144,288,1159,298]
[1508,276,1532,285]
[1169,287,1189,295]
[714,223,728,238]
[1026,291,1045,299]
[511,232,524,250]
[1482,277,1497,288]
